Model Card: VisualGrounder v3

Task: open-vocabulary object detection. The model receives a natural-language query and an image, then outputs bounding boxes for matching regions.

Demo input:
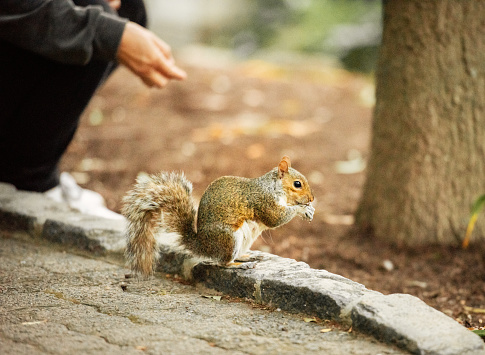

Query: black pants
[0,0,146,192]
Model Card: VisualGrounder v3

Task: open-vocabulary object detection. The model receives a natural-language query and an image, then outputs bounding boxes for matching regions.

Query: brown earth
[61,51,485,333]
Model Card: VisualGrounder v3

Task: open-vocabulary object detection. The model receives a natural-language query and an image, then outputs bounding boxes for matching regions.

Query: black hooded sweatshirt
[0,0,127,65]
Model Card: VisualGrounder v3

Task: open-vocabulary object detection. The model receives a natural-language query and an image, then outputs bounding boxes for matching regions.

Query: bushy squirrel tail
[122,172,197,276]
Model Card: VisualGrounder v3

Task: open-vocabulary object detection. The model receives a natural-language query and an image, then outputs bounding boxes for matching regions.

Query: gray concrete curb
[1,183,483,355]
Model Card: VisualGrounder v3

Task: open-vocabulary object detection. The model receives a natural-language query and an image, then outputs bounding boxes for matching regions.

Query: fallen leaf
[405,280,428,289]
[89,108,104,126]
[78,158,102,172]
[191,114,322,143]
[202,295,222,301]
[465,306,485,314]
[381,259,394,272]
[239,60,287,81]
[359,83,376,108]
[22,320,47,325]
[135,345,147,351]
[322,214,355,226]
[334,150,366,174]
[304,317,317,323]
[320,328,332,333]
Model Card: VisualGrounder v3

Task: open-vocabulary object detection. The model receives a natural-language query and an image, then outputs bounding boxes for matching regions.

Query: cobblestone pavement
[0,234,405,355]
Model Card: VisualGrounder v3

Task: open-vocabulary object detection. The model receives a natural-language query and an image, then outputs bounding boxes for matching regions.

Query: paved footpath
[1,184,484,354]
[0,235,405,355]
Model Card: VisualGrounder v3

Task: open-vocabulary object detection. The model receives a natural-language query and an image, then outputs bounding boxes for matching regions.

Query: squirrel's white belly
[232,220,267,260]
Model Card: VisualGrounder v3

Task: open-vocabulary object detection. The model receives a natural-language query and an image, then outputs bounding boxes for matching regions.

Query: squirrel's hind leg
[195,224,234,265]
[196,222,263,270]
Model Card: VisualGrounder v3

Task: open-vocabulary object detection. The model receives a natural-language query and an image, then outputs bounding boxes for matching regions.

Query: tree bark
[356,0,485,245]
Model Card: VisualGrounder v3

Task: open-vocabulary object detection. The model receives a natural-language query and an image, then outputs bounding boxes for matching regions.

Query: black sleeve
[0,0,127,65]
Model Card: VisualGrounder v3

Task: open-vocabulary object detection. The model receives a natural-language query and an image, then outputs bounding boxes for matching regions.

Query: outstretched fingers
[117,22,186,88]
[152,38,187,81]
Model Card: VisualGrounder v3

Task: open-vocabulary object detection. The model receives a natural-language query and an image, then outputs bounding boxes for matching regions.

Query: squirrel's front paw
[224,261,258,270]
[299,204,315,222]
[234,253,266,262]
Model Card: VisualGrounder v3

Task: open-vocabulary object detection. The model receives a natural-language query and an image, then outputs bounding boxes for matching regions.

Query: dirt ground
[61,49,485,333]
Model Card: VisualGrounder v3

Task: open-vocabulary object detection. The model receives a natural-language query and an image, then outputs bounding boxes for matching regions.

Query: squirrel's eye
[293,181,302,189]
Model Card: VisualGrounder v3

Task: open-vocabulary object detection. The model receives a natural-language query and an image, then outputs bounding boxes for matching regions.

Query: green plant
[463,194,485,248]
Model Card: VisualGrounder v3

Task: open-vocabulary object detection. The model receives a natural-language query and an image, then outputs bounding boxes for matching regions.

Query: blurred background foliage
[145,0,382,73]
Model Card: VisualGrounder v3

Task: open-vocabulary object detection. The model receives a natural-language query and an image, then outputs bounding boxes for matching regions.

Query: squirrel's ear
[278,156,291,179]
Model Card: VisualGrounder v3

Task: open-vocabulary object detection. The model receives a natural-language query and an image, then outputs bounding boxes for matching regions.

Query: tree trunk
[356,0,485,245]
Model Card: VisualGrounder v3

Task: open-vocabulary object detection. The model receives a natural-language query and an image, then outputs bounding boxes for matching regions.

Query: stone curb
[0,183,483,355]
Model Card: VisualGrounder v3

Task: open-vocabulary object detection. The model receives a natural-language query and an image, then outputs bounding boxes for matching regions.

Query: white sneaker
[45,172,124,220]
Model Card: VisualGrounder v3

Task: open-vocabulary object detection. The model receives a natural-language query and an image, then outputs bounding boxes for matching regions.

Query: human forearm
[0,0,126,65]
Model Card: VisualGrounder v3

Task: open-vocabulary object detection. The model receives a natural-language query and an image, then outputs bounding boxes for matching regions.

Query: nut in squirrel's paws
[299,203,315,222]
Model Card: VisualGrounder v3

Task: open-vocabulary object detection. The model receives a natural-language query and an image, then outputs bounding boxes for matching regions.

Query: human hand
[107,0,121,10]
[117,22,187,88]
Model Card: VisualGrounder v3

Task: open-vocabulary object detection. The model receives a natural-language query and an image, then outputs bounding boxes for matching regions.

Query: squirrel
[122,156,315,276]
